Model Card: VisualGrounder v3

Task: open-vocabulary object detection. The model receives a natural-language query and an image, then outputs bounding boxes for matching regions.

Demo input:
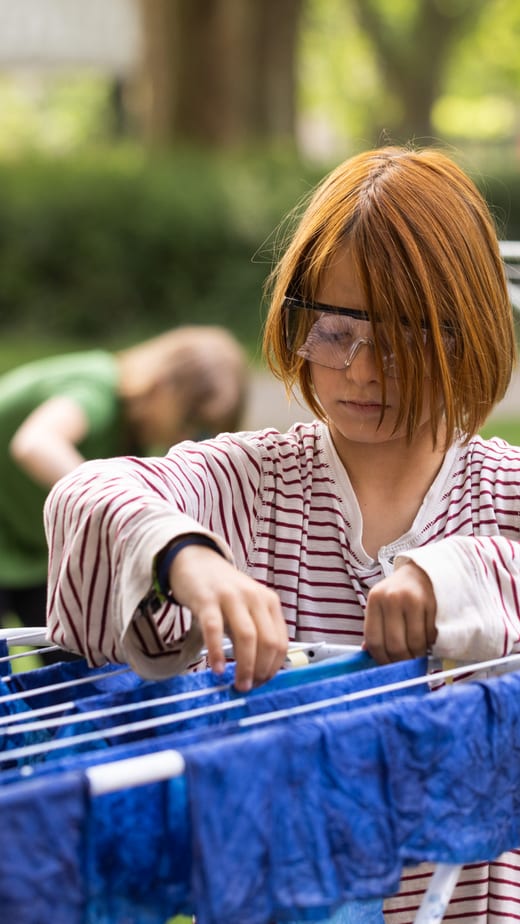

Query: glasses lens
[284,304,428,377]
[297,313,362,369]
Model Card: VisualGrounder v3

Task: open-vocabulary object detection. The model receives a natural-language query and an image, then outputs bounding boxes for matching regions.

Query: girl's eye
[317,317,357,338]
[321,329,353,346]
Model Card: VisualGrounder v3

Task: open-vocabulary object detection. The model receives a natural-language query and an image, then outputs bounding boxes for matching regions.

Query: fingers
[365,595,430,664]
[204,594,288,692]
[364,562,437,665]
[222,588,288,692]
[198,602,228,677]
[169,544,288,691]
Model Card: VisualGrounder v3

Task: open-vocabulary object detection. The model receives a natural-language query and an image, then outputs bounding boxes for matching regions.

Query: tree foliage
[300,0,520,151]
[0,0,518,158]
[348,0,488,141]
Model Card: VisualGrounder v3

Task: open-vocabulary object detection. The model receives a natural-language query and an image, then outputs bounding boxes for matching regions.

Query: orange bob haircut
[263,146,516,445]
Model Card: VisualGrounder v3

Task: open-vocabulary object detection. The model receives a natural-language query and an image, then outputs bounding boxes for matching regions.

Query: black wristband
[157,534,224,599]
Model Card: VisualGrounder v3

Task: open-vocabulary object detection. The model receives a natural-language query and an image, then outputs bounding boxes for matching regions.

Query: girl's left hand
[363,561,437,664]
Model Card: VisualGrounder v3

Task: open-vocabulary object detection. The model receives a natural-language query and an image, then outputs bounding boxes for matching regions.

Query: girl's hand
[364,561,437,664]
[169,544,288,691]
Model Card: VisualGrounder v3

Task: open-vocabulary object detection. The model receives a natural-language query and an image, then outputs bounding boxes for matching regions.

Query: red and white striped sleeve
[43,433,266,677]
[398,535,520,661]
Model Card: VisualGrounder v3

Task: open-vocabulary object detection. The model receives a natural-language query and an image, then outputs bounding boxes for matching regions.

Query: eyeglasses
[283,296,427,378]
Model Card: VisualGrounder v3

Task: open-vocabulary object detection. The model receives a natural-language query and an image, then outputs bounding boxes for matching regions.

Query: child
[0,325,247,629]
[44,147,520,922]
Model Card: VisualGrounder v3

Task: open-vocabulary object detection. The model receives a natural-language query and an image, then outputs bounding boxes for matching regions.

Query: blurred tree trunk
[349,0,489,142]
[132,0,303,148]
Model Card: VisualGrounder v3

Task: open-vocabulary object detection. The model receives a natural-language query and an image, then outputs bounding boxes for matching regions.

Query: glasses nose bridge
[343,335,375,369]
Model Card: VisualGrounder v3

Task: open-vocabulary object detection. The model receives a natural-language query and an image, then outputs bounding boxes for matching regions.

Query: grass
[480,417,520,445]
[1,614,44,671]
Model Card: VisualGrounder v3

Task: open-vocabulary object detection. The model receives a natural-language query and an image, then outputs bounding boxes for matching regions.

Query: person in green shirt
[0,325,248,631]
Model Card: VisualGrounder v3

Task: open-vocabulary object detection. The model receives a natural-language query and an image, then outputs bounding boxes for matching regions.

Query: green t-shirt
[0,350,122,587]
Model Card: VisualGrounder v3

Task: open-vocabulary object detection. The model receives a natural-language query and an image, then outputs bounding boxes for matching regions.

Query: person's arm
[363,536,520,664]
[44,437,288,688]
[162,539,287,690]
[9,395,89,488]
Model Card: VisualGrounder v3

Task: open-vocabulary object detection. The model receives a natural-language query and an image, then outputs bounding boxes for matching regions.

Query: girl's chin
[328,410,402,445]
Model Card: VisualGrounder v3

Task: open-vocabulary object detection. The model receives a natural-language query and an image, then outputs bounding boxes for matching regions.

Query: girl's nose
[343,337,381,382]
[344,337,374,369]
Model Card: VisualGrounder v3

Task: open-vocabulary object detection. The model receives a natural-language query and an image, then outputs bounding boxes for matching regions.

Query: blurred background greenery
[0,0,518,365]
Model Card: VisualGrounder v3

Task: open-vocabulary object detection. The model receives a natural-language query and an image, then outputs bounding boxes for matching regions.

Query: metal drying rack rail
[1,627,520,923]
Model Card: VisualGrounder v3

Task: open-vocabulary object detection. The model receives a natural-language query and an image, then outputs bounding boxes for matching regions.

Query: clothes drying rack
[1,628,520,924]
[1,242,519,923]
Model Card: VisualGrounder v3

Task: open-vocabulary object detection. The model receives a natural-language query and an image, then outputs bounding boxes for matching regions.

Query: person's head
[117,325,248,450]
[263,145,516,446]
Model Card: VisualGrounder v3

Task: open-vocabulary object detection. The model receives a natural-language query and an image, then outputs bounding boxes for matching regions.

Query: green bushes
[479,168,520,241]
[0,147,518,350]
[0,148,320,350]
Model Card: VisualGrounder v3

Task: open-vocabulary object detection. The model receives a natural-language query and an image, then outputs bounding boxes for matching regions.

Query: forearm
[44,457,231,676]
[12,437,86,488]
[9,395,90,488]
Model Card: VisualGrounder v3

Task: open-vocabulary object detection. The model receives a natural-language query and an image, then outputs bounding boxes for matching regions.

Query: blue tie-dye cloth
[0,654,421,923]
[4,656,520,924]
[184,669,520,924]
[0,652,421,770]
[285,899,384,924]
[0,770,87,924]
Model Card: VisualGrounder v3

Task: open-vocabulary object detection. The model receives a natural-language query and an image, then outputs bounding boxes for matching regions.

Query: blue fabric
[6,655,520,924]
[0,677,32,720]
[184,669,520,924]
[0,675,54,753]
[0,656,423,923]
[0,637,10,670]
[84,776,191,924]
[0,655,425,771]
[285,899,384,924]
[9,658,143,708]
[245,650,377,693]
[77,658,418,924]
[2,659,520,923]
[69,655,422,742]
[0,770,87,924]
[0,661,154,768]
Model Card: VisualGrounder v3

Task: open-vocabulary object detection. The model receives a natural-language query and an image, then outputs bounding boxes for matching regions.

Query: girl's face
[307,245,435,450]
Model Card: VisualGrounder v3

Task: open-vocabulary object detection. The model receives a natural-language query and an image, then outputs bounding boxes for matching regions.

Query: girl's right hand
[169,544,288,691]
[364,560,437,664]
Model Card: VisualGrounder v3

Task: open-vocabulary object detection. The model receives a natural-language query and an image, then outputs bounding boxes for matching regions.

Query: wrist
[154,534,224,601]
